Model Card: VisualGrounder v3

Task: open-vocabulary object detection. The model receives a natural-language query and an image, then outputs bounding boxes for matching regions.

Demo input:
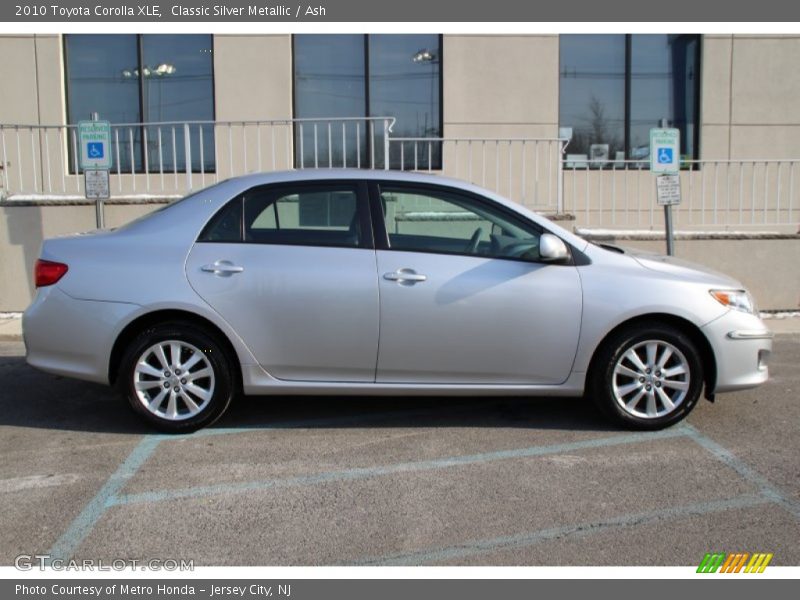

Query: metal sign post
[650,128,681,255]
[78,117,112,228]
[655,173,681,256]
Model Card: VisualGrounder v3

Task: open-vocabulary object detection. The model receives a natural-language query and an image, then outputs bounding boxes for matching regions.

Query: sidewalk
[0,316,23,342]
[1,314,799,343]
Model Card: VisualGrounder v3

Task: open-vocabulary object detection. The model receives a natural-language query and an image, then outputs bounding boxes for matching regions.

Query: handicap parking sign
[657,147,673,164]
[650,128,680,173]
[87,142,104,159]
[78,120,112,169]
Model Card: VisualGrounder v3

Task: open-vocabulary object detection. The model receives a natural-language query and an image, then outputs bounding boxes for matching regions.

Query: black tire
[118,321,236,433]
[588,323,704,430]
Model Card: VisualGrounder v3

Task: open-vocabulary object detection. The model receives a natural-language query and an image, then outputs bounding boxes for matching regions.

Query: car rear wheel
[119,322,235,432]
[589,323,704,430]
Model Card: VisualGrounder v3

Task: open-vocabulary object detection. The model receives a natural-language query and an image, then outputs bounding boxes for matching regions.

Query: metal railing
[0,117,797,232]
[0,117,395,199]
[388,137,565,213]
[564,159,798,231]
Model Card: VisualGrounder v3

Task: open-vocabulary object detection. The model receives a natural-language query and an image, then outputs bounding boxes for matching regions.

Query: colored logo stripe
[745,553,773,573]
[697,552,726,573]
[697,552,773,573]
[720,553,748,573]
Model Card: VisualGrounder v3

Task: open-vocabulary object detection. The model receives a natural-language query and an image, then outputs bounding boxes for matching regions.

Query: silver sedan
[23,170,773,432]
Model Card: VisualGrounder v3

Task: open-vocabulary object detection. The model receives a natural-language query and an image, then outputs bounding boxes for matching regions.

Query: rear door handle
[383,268,427,284]
[201,260,244,276]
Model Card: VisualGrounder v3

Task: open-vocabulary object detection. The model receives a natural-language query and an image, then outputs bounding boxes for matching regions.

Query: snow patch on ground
[575,228,788,237]
[760,311,800,319]
[4,193,181,202]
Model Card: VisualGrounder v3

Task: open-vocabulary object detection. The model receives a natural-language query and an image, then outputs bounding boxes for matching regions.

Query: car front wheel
[589,323,704,430]
[119,322,235,432]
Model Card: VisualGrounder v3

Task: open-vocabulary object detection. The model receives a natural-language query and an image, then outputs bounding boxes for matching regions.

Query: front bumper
[701,309,773,394]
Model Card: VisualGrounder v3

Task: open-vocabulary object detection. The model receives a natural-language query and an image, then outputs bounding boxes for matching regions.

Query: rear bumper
[23,286,140,385]
[702,310,772,394]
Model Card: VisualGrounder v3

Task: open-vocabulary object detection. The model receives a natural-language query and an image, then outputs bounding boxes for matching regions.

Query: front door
[373,183,583,385]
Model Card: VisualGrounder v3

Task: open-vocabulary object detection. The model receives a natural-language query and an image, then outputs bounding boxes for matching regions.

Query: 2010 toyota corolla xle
[23,170,773,432]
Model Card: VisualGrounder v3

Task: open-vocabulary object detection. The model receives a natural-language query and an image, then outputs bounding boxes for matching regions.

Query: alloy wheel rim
[133,340,215,421]
[611,339,690,419]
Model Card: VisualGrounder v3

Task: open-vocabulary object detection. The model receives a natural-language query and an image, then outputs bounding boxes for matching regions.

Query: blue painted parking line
[45,409,798,564]
[353,494,770,565]
[47,435,162,563]
[109,428,690,507]
[42,401,564,559]
[683,424,800,520]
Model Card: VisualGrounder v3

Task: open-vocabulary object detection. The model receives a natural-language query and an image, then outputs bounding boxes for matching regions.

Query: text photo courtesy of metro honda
[23,170,772,432]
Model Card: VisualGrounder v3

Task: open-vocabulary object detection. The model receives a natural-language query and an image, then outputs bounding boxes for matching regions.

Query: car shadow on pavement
[0,353,615,435]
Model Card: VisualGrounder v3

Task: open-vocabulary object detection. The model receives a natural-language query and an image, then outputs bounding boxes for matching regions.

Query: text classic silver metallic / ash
[23,170,773,432]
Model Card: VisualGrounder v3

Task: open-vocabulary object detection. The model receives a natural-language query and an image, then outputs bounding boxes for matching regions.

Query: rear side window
[198,183,366,248]
[198,196,243,242]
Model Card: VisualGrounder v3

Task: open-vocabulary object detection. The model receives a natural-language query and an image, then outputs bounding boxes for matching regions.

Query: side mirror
[539,233,570,263]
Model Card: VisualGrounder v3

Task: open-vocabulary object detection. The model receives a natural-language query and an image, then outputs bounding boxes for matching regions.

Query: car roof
[226,168,478,189]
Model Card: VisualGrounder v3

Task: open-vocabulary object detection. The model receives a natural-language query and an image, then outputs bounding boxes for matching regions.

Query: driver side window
[379,185,543,261]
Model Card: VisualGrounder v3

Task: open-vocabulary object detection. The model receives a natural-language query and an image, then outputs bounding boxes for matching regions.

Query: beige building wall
[0,36,43,125]
[443,35,560,140]
[0,35,66,197]
[212,35,296,179]
[701,34,800,160]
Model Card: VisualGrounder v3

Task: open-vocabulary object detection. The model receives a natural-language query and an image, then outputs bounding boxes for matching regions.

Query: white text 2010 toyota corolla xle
[23,170,772,432]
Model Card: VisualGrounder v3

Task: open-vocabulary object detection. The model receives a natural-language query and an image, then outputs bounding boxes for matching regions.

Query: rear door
[186,181,379,382]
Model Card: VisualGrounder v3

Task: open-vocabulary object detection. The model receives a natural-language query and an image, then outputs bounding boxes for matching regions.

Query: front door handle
[201,260,244,276]
[383,268,427,284]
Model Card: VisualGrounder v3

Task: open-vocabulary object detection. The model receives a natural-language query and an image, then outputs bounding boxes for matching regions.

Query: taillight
[35,259,68,287]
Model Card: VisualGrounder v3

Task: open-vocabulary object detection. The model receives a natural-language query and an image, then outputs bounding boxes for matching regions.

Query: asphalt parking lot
[1,334,798,567]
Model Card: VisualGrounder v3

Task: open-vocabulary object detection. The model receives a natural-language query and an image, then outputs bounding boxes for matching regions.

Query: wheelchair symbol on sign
[657,147,673,164]
[87,142,104,159]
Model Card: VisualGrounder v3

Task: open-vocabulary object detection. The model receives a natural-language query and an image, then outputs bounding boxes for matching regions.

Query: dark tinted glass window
[141,35,215,173]
[198,196,243,242]
[65,35,141,125]
[65,35,142,172]
[629,35,699,162]
[294,35,366,168]
[559,34,700,165]
[64,34,215,173]
[559,35,626,165]
[369,35,441,169]
[244,185,363,248]
[293,34,442,169]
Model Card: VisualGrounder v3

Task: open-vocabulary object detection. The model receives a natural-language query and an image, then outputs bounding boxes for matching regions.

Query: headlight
[709,289,757,314]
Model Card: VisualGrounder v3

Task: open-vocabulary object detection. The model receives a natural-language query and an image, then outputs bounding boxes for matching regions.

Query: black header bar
[2,0,799,22]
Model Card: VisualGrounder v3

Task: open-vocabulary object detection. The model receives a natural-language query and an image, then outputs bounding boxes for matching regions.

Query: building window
[293,34,442,169]
[64,34,215,173]
[559,34,700,166]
